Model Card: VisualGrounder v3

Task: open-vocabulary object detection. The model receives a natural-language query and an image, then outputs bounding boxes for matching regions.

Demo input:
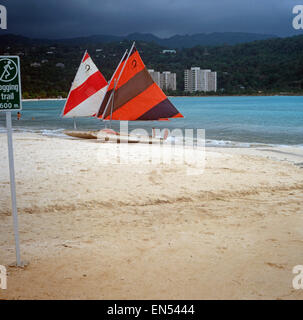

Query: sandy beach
[0,132,303,299]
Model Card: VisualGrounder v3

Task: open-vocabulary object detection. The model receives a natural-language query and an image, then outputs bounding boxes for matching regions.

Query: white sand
[0,132,303,299]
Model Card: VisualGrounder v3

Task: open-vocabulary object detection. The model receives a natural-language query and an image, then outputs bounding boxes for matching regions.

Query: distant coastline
[168,93,303,98]
[23,98,66,101]
[22,93,303,101]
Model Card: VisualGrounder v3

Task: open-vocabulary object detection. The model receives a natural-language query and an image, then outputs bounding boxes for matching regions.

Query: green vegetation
[1,34,303,98]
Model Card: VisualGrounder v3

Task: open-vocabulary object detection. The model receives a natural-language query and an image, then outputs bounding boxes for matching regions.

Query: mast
[100,49,128,120]
[116,42,135,85]
[109,79,117,128]
[102,42,135,123]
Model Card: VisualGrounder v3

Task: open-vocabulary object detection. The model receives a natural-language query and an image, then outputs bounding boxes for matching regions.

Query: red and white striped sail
[61,51,108,118]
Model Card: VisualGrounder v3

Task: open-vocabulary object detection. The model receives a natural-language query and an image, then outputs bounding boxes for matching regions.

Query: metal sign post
[0,56,22,267]
[6,111,21,266]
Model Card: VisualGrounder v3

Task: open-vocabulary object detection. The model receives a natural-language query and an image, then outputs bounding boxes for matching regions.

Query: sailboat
[61,50,108,138]
[63,42,183,142]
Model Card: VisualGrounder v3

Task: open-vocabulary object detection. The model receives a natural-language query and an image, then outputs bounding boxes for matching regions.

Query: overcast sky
[0,0,302,38]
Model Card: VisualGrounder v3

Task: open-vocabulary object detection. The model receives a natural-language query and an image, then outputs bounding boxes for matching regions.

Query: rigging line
[102,42,136,122]
[100,49,128,120]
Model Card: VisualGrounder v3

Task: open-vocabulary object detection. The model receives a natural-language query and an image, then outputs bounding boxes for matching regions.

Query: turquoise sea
[0,96,302,147]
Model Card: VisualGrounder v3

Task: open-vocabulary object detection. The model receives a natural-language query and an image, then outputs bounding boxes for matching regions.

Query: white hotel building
[148,69,177,91]
[184,67,217,93]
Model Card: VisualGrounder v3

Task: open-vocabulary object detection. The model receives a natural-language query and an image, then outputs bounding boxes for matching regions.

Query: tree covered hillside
[0,34,303,98]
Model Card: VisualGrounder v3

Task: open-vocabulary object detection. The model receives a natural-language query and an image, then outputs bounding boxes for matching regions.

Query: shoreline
[0,129,302,152]
[0,130,302,152]
[22,98,66,102]
[21,94,303,101]
[169,94,303,98]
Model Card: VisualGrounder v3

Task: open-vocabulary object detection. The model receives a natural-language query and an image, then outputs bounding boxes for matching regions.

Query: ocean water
[0,96,302,147]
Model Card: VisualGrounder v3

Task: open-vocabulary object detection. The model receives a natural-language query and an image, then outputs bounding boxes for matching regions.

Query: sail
[97,45,183,121]
[96,50,128,119]
[62,51,108,118]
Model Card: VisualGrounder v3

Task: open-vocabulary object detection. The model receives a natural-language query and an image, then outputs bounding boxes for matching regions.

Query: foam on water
[40,129,67,137]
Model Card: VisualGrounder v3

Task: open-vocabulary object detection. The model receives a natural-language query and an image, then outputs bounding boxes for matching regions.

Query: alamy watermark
[292,265,303,289]
[0,265,7,290]
[95,122,206,175]
[293,5,303,29]
[0,5,7,30]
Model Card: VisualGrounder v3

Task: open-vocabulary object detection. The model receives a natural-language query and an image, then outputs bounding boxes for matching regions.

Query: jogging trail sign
[0,56,22,111]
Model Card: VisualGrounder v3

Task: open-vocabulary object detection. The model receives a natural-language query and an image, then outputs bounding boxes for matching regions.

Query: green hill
[0,32,277,48]
[0,34,302,98]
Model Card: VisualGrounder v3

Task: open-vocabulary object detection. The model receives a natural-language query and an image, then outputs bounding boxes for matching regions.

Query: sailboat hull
[64,129,164,144]
[64,130,98,139]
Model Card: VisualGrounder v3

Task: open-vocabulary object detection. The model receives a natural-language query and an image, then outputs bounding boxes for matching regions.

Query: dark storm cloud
[0,0,301,38]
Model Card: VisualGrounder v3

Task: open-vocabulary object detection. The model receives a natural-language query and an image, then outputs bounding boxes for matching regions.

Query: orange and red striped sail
[97,45,183,121]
